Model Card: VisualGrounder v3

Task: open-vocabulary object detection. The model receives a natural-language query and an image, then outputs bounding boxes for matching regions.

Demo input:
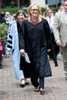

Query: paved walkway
[0,56,67,100]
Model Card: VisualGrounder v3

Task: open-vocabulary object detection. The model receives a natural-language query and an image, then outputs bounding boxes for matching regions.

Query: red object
[0,40,3,60]
[30,18,39,25]
[0,51,2,59]
[0,40,3,51]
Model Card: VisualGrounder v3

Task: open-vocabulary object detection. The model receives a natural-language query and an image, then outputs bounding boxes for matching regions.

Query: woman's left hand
[47,49,51,52]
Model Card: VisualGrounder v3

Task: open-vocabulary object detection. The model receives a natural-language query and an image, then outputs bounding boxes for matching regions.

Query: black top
[0,18,6,23]
[19,18,51,50]
[17,22,21,33]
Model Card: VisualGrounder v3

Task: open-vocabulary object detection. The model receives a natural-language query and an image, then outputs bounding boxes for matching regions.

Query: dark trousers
[39,77,44,89]
[2,41,6,55]
[31,77,44,89]
[51,44,58,65]
[48,43,58,66]
[48,32,59,66]
[0,51,2,60]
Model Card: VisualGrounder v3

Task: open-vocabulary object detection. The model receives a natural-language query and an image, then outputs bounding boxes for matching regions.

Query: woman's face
[64,1,67,12]
[30,5,39,18]
[17,13,25,23]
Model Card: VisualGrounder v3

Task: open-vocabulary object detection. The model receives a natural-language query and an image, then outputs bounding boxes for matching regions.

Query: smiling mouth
[19,18,23,19]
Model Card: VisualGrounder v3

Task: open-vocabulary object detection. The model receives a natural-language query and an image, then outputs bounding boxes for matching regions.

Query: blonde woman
[19,4,52,95]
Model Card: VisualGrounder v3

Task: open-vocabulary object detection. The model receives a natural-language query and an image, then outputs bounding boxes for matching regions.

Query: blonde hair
[27,4,42,22]
[6,17,11,22]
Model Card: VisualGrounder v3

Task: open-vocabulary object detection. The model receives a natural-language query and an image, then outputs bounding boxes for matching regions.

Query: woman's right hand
[20,49,25,55]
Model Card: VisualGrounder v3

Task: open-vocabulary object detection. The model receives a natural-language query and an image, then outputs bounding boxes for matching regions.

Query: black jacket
[0,18,5,23]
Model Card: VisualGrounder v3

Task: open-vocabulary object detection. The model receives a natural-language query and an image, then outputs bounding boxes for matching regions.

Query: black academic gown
[19,18,52,78]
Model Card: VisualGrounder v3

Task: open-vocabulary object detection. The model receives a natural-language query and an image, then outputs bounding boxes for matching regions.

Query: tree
[17,0,20,8]
[0,0,1,9]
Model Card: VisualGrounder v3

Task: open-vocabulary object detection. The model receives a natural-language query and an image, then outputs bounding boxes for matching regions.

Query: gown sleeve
[45,20,52,49]
[19,21,25,50]
[7,24,14,52]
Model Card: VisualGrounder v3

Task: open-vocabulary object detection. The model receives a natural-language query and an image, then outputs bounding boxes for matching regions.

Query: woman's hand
[20,49,25,55]
[47,49,51,53]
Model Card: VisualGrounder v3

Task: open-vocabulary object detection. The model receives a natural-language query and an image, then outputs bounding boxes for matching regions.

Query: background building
[45,0,64,6]
[30,0,45,7]
[0,0,64,8]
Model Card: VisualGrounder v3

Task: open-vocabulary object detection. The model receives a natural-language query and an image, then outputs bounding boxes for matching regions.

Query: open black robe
[19,18,52,78]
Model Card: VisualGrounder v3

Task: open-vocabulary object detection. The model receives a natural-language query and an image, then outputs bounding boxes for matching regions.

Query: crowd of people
[0,0,67,95]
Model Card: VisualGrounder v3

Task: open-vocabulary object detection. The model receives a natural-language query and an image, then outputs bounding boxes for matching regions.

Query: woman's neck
[31,16,38,22]
[19,22,22,25]
[19,21,23,25]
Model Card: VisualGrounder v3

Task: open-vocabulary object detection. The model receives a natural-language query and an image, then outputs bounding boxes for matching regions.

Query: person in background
[56,5,64,60]
[58,5,64,12]
[53,0,67,81]
[0,12,5,23]
[19,4,52,95]
[45,9,59,67]
[7,10,29,87]
[5,11,11,22]
[0,12,8,58]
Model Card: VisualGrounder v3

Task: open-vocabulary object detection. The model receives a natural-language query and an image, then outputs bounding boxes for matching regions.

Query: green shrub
[0,23,8,42]
[41,7,46,13]
[50,7,59,11]
[0,8,27,14]
[0,7,59,14]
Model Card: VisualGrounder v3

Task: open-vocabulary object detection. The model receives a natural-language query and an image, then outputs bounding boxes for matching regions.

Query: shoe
[20,83,25,87]
[0,63,2,66]
[34,86,40,92]
[40,88,45,95]
[66,77,67,81]
[20,79,25,87]
[0,66,2,69]
[0,62,2,69]
[55,63,58,67]
[55,64,58,67]
[25,82,29,85]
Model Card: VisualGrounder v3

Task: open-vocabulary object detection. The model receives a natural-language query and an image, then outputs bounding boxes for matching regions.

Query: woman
[19,4,52,95]
[7,10,28,87]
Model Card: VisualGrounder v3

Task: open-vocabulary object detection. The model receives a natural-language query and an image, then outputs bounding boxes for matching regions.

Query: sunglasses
[48,12,52,13]
[31,9,38,11]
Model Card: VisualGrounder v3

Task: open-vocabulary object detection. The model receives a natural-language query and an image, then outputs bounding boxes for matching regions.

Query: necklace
[30,17,38,25]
